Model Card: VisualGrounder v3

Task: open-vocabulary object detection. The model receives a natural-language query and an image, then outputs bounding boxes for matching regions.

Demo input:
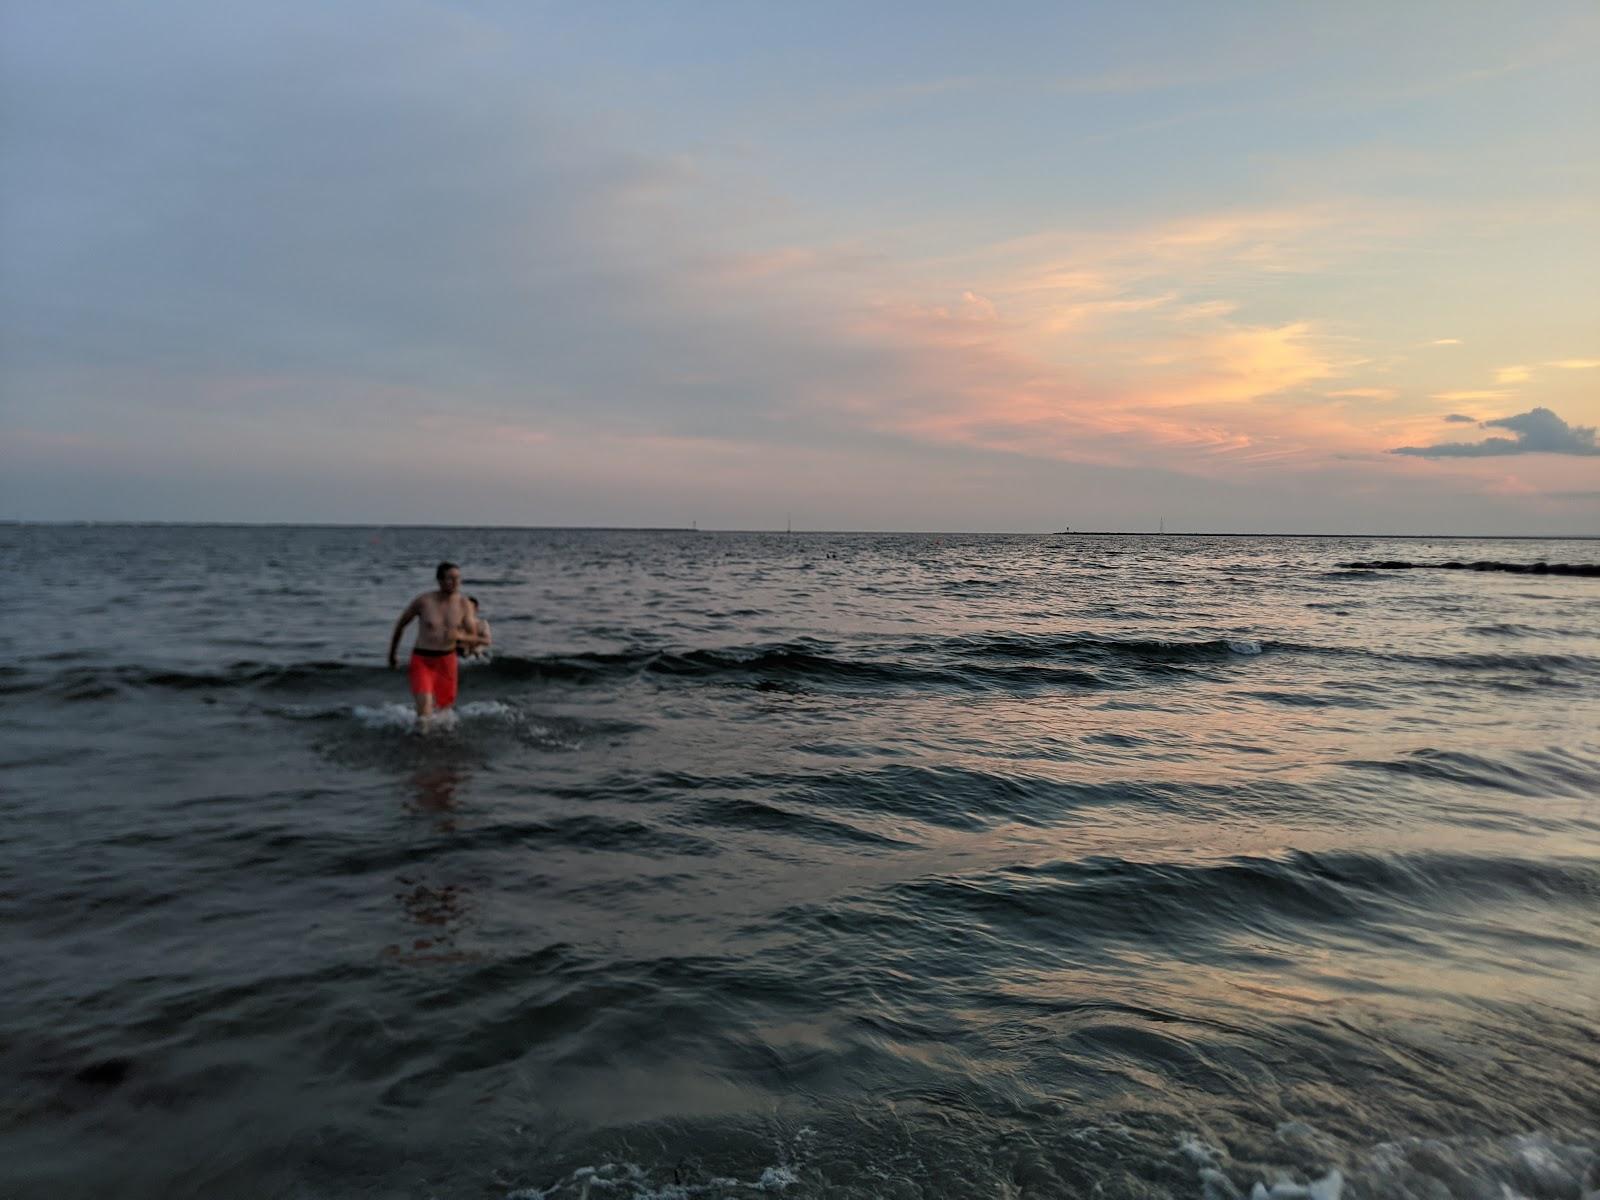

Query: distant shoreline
[1050,531,1600,540]
[2,521,1596,540]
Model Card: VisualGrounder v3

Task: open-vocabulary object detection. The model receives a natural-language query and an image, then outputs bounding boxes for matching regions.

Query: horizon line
[2,519,1596,540]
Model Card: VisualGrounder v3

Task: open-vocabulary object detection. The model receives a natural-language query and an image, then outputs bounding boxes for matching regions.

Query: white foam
[456,699,518,721]
[754,1165,799,1190]
[1248,1172,1342,1200]
[1180,1136,1246,1200]
[346,700,518,731]
[1363,1132,1599,1200]
[350,702,429,730]
[506,1157,799,1198]
[1227,639,1264,655]
[1182,1128,1598,1200]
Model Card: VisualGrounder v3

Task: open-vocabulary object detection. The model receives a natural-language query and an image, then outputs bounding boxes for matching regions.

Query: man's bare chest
[417,596,465,633]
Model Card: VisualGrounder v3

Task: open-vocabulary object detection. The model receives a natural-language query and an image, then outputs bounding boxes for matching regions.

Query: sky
[2,1,1597,533]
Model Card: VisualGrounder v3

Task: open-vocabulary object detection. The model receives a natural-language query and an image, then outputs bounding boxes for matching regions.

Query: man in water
[388,561,483,723]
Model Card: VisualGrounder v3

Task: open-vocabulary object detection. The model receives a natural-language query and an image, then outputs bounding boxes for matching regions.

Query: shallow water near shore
[2,525,1597,1199]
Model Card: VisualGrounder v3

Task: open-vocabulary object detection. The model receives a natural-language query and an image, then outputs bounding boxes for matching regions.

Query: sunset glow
[2,2,1596,531]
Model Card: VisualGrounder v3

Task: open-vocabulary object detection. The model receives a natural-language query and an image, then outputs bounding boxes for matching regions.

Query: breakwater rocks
[1340,559,1600,577]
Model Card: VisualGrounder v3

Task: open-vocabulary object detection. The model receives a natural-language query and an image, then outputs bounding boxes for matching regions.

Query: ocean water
[2,525,1597,1200]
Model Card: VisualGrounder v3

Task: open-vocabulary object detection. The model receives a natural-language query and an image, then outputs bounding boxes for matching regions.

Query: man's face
[439,568,461,594]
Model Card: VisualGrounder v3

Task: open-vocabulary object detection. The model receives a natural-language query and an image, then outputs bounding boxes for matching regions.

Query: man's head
[435,561,461,593]
[467,595,480,611]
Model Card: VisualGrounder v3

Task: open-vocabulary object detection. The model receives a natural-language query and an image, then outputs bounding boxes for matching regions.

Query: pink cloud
[833,294,1364,475]
[784,201,1452,475]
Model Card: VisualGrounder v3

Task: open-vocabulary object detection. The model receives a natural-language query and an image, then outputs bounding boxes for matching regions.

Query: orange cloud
[1138,322,1336,407]
[1035,291,1177,334]
[839,293,1367,475]
[688,199,1547,488]
[979,205,1354,288]
[807,199,1415,474]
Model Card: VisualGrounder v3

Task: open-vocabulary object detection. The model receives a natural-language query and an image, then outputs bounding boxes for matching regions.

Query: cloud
[0,1,913,457]
[3,2,1593,534]
[978,203,1357,286]
[959,291,999,322]
[1431,390,1511,402]
[1442,413,1477,423]
[1428,338,1463,346]
[1488,358,1600,385]
[1391,407,1600,457]
[1142,321,1336,406]
[0,0,1394,519]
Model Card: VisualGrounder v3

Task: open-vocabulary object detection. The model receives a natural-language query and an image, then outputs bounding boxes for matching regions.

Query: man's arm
[388,598,420,668]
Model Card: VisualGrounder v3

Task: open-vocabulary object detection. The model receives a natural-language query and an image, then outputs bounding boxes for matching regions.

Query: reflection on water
[385,764,477,965]
[408,762,467,826]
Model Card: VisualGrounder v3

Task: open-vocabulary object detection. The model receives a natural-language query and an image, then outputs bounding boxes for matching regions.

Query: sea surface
[2,525,1597,1200]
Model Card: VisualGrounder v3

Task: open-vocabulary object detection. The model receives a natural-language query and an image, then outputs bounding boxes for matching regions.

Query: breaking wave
[8,635,1282,701]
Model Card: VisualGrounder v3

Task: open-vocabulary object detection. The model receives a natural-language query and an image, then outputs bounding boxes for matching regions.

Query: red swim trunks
[407,650,459,709]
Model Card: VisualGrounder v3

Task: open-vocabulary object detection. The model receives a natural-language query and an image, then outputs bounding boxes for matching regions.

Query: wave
[548,749,1600,845]
[497,1123,1599,1199]
[941,632,1265,659]
[1385,649,1599,676]
[1342,746,1600,799]
[1465,621,1543,637]
[1183,1128,1599,1200]
[506,1161,801,1198]
[21,630,1596,705]
[10,634,1279,701]
[27,660,383,698]
[890,848,1600,950]
[1337,559,1600,577]
[476,645,1009,692]
[1247,638,1600,678]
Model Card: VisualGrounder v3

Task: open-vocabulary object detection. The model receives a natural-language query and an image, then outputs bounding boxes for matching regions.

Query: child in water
[457,595,492,660]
